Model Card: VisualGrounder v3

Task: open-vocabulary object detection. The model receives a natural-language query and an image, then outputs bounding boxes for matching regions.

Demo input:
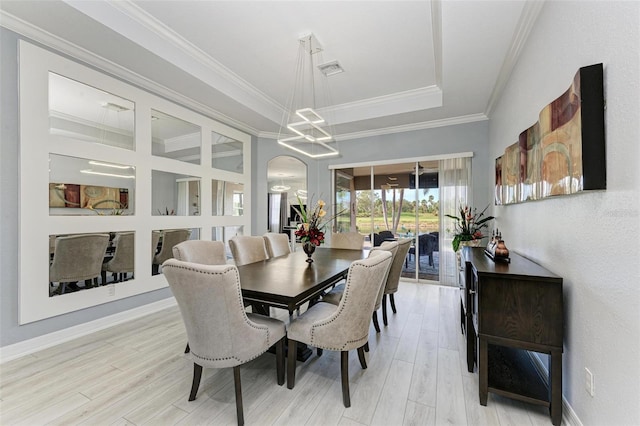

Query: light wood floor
[0,282,556,425]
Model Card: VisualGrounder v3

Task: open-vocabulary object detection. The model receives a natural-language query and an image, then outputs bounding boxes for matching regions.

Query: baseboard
[529,352,583,426]
[0,297,177,364]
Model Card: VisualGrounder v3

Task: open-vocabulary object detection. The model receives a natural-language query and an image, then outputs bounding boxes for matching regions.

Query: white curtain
[439,156,472,286]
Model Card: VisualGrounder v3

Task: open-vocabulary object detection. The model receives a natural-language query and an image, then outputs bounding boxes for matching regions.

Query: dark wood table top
[237,247,368,312]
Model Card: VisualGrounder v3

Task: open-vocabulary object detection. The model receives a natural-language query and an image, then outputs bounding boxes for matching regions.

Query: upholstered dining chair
[172,239,228,355]
[152,229,191,274]
[229,235,269,266]
[263,232,291,258]
[172,240,227,265]
[286,250,392,407]
[49,233,110,295]
[381,238,413,326]
[330,231,365,250]
[323,241,398,333]
[101,231,135,284]
[163,259,286,426]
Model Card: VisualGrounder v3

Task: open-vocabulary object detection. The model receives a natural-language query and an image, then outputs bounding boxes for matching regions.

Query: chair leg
[364,342,369,352]
[101,271,107,285]
[184,343,190,353]
[357,345,367,369]
[287,339,298,389]
[382,294,388,326]
[317,348,323,357]
[390,294,397,314]
[372,311,381,333]
[276,337,285,386]
[233,365,244,426]
[341,351,351,407]
[189,363,203,401]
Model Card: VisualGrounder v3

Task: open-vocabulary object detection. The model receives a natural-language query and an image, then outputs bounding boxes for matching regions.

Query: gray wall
[488,2,639,424]
[253,121,491,236]
[0,28,171,347]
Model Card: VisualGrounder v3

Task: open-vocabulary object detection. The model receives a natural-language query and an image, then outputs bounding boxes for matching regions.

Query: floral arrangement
[445,204,494,251]
[293,196,337,246]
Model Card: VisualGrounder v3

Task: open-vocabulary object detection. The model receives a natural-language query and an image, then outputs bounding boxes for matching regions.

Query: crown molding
[64,0,285,124]
[320,86,443,126]
[0,11,261,136]
[260,113,487,142]
[485,0,545,117]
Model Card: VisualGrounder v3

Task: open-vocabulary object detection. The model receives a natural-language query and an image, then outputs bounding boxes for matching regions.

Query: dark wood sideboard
[460,247,563,425]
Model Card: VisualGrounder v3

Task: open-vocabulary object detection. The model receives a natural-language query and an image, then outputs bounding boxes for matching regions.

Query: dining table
[236,246,368,360]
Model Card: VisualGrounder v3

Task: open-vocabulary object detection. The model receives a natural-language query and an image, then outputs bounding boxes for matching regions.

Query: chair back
[310,250,392,351]
[162,259,274,368]
[263,232,291,258]
[151,231,162,257]
[50,234,110,282]
[103,232,135,273]
[173,240,227,265]
[385,238,412,295]
[154,229,191,265]
[330,232,364,250]
[371,241,398,310]
[229,236,268,266]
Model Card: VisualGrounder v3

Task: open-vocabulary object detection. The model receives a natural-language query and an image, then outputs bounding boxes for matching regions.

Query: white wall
[489,2,639,424]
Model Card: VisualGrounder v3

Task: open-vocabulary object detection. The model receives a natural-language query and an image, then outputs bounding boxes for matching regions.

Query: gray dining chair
[330,232,365,250]
[163,259,286,426]
[263,232,291,258]
[172,239,228,355]
[286,250,392,407]
[101,231,135,284]
[172,240,227,265]
[323,241,398,333]
[49,234,110,295]
[382,238,413,325]
[229,235,269,266]
[152,229,191,274]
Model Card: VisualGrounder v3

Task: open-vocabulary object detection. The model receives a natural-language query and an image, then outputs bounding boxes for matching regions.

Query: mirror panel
[212,180,244,216]
[152,109,201,164]
[267,156,307,233]
[49,72,135,150]
[49,154,135,215]
[211,131,243,173]
[49,231,135,297]
[151,228,200,275]
[152,170,200,216]
[212,226,244,260]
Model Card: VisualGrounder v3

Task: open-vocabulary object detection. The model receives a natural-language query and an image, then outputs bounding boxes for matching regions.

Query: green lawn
[354,212,439,235]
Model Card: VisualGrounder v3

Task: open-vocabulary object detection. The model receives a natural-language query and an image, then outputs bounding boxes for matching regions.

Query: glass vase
[302,242,316,263]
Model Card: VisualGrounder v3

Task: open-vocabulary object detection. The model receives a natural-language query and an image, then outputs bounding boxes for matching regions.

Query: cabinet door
[479,277,563,347]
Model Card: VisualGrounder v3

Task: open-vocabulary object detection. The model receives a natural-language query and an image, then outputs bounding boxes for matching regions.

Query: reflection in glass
[151,110,201,164]
[212,180,244,216]
[49,232,131,297]
[151,228,199,275]
[212,226,244,259]
[49,154,135,216]
[48,72,135,150]
[267,156,307,233]
[152,171,200,216]
[211,131,243,173]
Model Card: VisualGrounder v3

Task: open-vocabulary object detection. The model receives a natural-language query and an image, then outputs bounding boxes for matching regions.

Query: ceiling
[0,0,541,142]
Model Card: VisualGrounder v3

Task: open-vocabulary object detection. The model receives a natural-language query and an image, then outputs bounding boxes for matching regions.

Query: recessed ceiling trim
[64,0,285,124]
[319,86,443,126]
[260,113,488,142]
[0,11,261,136]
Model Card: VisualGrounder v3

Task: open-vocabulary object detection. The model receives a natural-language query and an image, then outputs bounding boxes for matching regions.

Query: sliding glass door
[333,161,440,282]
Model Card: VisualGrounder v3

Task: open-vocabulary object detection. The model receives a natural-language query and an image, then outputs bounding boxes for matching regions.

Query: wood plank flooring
[0,283,556,425]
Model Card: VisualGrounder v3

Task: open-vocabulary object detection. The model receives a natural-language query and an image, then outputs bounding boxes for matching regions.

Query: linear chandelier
[277,33,340,159]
